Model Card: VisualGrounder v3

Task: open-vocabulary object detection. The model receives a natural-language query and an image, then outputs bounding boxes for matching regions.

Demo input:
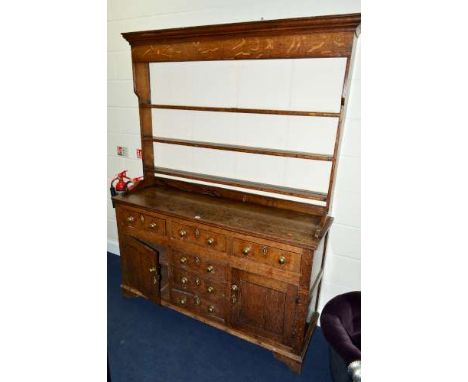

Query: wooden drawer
[171,251,227,283]
[198,295,225,321]
[171,289,198,312]
[118,208,166,237]
[171,289,224,322]
[119,208,140,229]
[172,267,226,302]
[232,238,301,273]
[171,221,226,252]
[141,213,166,236]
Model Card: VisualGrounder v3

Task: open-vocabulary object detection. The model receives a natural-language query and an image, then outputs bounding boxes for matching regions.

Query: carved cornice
[122,13,361,46]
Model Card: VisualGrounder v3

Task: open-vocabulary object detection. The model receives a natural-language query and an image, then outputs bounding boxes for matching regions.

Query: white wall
[107,0,361,309]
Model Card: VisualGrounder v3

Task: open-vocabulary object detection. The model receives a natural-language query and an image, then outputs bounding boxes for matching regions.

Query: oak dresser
[113,13,361,373]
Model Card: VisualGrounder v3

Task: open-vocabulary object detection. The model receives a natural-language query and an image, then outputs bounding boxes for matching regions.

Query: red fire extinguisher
[110,170,132,195]
[110,171,143,207]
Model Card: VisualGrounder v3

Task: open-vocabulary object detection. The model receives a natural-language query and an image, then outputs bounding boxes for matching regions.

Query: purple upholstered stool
[320,291,361,382]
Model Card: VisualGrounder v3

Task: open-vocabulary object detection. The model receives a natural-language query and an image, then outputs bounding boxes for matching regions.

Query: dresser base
[114,187,330,373]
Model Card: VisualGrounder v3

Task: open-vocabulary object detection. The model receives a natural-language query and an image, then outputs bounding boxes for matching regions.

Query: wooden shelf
[143,104,341,118]
[151,166,328,202]
[148,137,334,161]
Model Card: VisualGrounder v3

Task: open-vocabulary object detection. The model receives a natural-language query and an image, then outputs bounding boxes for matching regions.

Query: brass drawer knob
[179,229,187,238]
[207,237,215,246]
[208,305,215,313]
[179,256,187,264]
[179,297,187,305]
[149,222,157,229]
[149,267,156,273]
[194,296,201,305]
[195,278,201,286]
[231,284,238,291]
[206,265,214,273]
[207,286,214,294]
[242,246,251,255]
[278,255,286,265]
[181,277,188,285]
[127,216,135,223]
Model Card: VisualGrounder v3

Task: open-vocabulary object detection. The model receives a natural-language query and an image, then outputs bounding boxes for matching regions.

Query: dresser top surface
[114,185,325,249]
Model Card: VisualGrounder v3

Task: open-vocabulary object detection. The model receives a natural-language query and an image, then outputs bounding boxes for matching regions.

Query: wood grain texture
[117,13,360,373]
[171,267,226,303]
[124,14,360,209]
[231,238,301,273]
[113,186,321,248]
[115,198,323,371]
[171,249,228,284]
[153,167,328,202]
[122,14,361,44]
[117,204,308,254]
[314,232,330,312]
[151,137,333,161]
[171,220,227,253]
[132,63,155,181]
[152,176,328,216]
[145,103,341,118]
[230,268,297,344]
[325,32,359,212]
[170,288,225,323]
[122,14,360,62]
[130,32,354,62]
[118,234,160,304]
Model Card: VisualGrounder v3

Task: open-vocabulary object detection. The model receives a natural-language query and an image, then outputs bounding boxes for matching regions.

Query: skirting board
[108,239,120,256]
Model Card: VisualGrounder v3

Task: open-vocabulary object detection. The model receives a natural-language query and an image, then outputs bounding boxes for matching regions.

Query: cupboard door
[120,235,160,304]
[230,269,297,345]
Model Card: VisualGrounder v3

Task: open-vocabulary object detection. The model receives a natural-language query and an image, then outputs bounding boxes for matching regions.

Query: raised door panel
[230,269,297,346]
[120,235,160,303]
